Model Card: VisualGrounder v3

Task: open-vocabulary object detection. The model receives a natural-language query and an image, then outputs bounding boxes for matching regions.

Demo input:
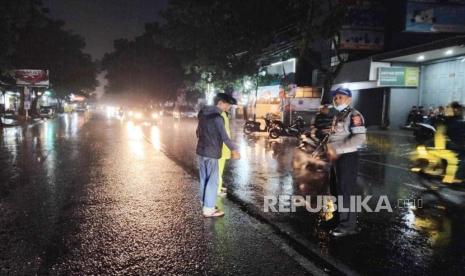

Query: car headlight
[152,113,158,119]
[135,112,142,119]
[128,111,134,117]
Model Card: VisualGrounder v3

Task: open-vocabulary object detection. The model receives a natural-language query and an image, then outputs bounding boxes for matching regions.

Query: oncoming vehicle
[39,106,56,119]
[126,107,159,125]
[173,106,197,119]
[161,106,175,117]
[74,102,88,112]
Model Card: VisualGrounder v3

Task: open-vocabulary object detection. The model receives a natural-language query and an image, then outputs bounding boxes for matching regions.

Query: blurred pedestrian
[196,93,240,217]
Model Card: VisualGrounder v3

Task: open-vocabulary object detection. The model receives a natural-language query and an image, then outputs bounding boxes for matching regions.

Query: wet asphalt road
[155,116,465,275]
[1,111,465,275]
[0,113,313,275]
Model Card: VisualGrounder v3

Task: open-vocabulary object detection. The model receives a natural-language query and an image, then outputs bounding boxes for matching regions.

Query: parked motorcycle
[292,130,330,171]
[243,113,279,135]
[268,116,306,139]
[291,108,353,221]
[292,129,334,221]
[292,108,352,171]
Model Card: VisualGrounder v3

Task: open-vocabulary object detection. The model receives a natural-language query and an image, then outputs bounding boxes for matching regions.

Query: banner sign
[339,29,384,50]
[256,85,280,102]
[378,67,420,87]
[14,70,49,86]
[406,1,465,33]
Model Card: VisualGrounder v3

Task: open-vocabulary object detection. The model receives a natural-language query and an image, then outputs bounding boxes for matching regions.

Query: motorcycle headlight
[417,145,428,156]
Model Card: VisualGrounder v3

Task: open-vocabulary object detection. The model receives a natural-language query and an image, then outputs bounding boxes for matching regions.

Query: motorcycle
[292,129,335,221]
[243,113,279,135]
[292,129,330,172]
[413,122,436,144]
[411,129,465,209]
[291,108,353,221]
[268,116,306,139]
[292,108,352,171]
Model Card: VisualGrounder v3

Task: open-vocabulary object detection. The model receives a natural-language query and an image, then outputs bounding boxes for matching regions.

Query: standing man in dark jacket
[196,93,240,217]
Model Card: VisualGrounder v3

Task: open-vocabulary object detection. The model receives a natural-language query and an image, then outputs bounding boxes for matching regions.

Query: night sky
[44,0,168,60]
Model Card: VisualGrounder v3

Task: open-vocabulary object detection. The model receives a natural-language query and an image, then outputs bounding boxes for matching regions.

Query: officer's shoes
[330,227,360,238]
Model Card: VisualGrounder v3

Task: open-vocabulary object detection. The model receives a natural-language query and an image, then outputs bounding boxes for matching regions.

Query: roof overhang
[372,36,465,64]
[331,81,380,92]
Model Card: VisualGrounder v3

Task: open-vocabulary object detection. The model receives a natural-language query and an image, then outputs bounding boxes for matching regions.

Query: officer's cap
[331,87,352,98]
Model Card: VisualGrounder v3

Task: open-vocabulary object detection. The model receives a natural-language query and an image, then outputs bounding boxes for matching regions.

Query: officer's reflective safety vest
[221,112,231,159]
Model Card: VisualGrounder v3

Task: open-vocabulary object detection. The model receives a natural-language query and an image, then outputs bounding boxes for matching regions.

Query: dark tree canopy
[0,0,45,72]
[102,23,184,102]
[159,0,347,94]
[11,18,97,99]
[1,0,97,101]
[161,0,291,85]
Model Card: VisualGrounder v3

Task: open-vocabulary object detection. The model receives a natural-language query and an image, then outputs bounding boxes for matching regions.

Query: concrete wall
[386,58,465,129]
[421,59,465,107]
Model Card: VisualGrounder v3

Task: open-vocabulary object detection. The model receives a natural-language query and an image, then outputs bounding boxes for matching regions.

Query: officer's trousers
[330,151,359,230]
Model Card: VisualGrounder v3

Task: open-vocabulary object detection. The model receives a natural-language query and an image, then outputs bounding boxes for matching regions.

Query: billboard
[14,69,49,86]
[406,1,465,33]
[255,85,280,104]
[339,1,385,51]
[340,29,384,50]
[378,67,420,87]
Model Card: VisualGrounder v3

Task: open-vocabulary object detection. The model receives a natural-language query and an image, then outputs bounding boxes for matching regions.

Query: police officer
[326,87,367,237]
[313,104,333,140]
